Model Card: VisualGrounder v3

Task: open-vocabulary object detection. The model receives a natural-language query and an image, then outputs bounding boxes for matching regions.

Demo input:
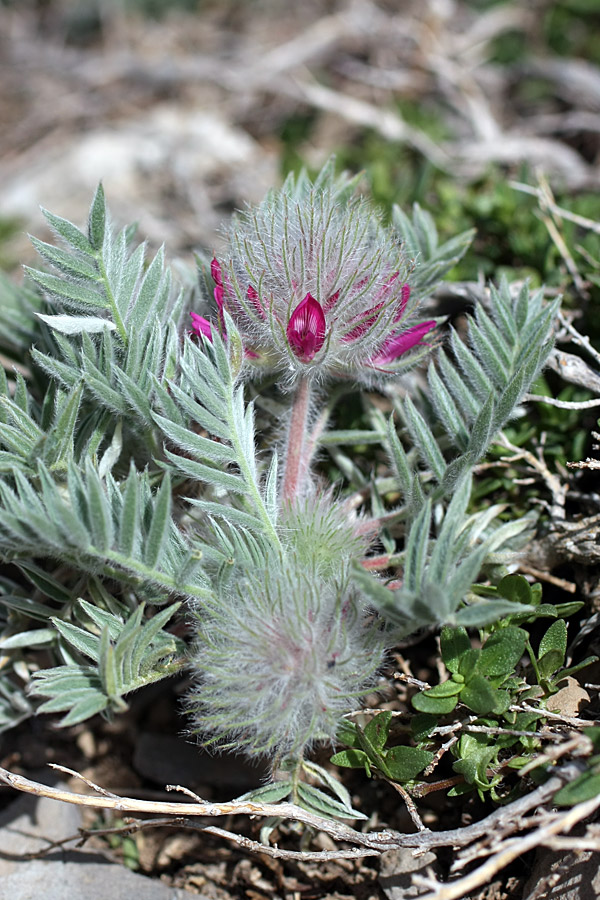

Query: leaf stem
[226,389,281,549]
[96,252,128,345]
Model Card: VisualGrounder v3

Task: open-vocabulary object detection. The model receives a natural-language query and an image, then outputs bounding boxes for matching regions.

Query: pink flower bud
[286,293,327,362]
[211,257,222,286]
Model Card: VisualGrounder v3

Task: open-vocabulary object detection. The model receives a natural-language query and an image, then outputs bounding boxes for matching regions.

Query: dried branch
[525,393,600,410]
[0,762,587,857]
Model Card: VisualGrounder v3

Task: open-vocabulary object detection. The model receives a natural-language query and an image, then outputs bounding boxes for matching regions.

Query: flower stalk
[281,376,313,505]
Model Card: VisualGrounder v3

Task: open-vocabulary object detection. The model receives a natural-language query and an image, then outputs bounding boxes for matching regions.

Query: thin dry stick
[516,563,577,593]
[18,816,380,863]
[0,763,583,855]
[496,432,567,518]
[0,764,396,852]
[526,393,600,410]
[389,781,429,832]
[557,310,600,369]
[510,181,600,236]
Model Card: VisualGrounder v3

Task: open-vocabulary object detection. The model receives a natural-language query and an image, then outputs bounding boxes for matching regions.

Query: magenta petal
[213,283,224,315]
[323,289,341,313]
[341,302,383,343]
[370,321,436,365]
[286,293,326,362]
[211,257,222,286]
[247,284,266,319]
[189,312,214,341]
[394,283,411,321]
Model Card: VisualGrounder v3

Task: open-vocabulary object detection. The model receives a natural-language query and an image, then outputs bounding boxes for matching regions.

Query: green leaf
[0,594,56,621]
[497,574,533,605]
[330,748,370,770]
[491,690,511,715]
[412,691,458,715]
[296,782,367,821]
[458,648,481,681]
[301,759,354,810]
[35,314,115,335]
[60,693,109,726]
[554,769,600,806]
[88,183,106,250]
[29,236,99,280]
[42,208,94,255]
[235,782,292,803]
[479,626,527,677]
[539,619,567,663]
[460,675,497,714]
[538,649,566,680]
[51,619,100,661]
[25,268,103,308]
[335,718,359,748]
[143,474,171,569]
[441,626,471,674]
[363,710,392,752]
[555,655,598,682]
[411,713,438,742]
[424,679,464,698]
[0,627,56,649]
[17,561,73,603]
[384,745,434,782]
[456,598,535,627]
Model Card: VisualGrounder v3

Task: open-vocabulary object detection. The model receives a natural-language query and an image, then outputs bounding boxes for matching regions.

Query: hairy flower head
[198,161,435,385]
[187,553,384,760]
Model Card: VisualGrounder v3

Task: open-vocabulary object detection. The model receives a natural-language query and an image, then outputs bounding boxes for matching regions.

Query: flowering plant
[0,162,558,819]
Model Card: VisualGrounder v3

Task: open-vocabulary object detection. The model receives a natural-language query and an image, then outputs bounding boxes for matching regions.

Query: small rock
[547,677,591,718]
[379,847,439,900]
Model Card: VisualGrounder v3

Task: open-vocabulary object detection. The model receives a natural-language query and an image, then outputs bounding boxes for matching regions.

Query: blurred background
[0,0,599,292]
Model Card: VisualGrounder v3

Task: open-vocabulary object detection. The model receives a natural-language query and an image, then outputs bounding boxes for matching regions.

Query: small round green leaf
[411,713,438,742]
[330,749,369,769]
[364,710,393,752]
[554,770,600,806]
[440,625,470,674]
[384,746,434,782]
[424,679,464,698]
[539,619,567,661]
[498,574,533,605]
[460,675,497,714]
[479,626,527,677]
[412,691,458,714]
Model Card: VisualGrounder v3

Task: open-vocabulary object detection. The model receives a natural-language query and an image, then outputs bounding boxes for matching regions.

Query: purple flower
[286,293,327,362]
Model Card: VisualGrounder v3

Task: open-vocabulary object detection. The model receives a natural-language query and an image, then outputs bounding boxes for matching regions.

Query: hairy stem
[281,377,313,504]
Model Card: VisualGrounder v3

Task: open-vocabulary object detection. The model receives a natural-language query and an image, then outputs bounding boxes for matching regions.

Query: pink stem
[281,377,312,505]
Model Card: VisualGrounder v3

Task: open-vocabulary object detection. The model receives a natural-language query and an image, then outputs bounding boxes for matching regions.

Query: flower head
[198,161,436,384]
[187,552,383,759]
